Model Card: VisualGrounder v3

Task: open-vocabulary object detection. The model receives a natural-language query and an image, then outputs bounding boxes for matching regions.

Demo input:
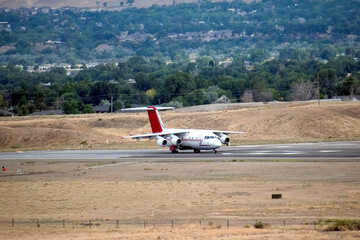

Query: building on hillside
[29,110,64,116]
[215,95,231,104]
[0,109,15,116]
[93,105,109,113]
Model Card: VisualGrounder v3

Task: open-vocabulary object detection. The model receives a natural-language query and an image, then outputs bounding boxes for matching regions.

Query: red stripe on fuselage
[181,139,210,146]
[147,107,163,133]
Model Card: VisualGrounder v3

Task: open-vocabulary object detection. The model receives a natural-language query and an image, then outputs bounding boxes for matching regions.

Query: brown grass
[1,159,360,239]
[0,101,359,151]
[1,225,359,240]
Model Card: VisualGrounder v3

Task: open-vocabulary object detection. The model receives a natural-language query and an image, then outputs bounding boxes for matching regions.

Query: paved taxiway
[1,141,359,161]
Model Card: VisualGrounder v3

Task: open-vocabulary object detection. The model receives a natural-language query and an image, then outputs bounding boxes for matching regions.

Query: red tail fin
[121,106,172,133]
[147,107,164,133]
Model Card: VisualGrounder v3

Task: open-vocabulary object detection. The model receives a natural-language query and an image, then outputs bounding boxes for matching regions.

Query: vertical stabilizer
[147,107,166,133]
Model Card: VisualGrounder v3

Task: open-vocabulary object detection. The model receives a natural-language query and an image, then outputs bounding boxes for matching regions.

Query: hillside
[0,0,257,9]
[0,101,359,151]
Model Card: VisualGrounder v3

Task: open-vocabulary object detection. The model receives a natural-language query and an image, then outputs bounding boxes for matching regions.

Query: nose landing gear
[170,145,179,153]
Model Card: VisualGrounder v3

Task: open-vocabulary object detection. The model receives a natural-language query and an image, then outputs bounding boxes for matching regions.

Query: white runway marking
[249,151,302,155]
[319,150,343,153]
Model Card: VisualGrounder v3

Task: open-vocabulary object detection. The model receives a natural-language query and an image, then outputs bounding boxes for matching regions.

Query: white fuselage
[162,129,222,150]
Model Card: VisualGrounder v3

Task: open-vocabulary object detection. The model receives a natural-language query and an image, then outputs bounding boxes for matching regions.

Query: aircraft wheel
[212,149,217,154]
[194,149,200,153]
[172,150,179,153]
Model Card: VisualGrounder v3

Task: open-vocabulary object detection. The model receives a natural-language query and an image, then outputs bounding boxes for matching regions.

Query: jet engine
[170,135,182,146]
[156,137,167,147]
[219,134,230,146]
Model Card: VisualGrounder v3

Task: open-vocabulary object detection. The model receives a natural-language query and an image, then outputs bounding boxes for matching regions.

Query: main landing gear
[193,149,217,153]
[170,145,179,153]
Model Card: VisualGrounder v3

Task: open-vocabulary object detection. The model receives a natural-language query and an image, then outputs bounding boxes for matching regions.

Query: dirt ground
[0,158,360,239]
[1,101,360,239]
[0,101,359,151]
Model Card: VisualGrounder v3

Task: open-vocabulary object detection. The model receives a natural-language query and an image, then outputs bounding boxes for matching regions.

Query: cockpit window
[205,136,217,139]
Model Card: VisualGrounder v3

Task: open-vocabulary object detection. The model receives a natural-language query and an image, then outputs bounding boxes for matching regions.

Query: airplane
[121,106,243,153]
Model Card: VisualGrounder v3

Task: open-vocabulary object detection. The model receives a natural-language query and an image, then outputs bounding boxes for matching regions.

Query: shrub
[254,221,269,229]
[325,219,360,231]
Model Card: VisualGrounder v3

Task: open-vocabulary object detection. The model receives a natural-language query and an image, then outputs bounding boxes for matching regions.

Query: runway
[1,141,359,161]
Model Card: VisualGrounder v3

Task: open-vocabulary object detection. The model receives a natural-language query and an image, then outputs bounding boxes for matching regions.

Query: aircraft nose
[214,139,221,148]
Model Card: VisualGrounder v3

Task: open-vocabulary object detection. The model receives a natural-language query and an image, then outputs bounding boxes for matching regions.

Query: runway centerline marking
[319,150,343,153]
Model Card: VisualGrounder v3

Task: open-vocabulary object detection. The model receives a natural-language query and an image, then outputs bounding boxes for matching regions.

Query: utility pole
[111,96,113,113]
[316,73,320,105]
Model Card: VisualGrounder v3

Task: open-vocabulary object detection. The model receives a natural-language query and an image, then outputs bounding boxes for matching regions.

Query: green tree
[249,49,270,63]
[0,93,9,108]
[14,104,29,116]
[126,0,134,6]
[163,72,195,103]
[63,99,79,114]
[316,68,338,98]
[337,76,360,96]
[83,104,95,113]
[62,93,81,114]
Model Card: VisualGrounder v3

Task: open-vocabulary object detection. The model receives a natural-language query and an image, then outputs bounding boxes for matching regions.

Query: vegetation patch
[196,160,213,162]
[324,219,360,231]
[254,221,269,229]
[11,145,22,149]
[229,191,250,196]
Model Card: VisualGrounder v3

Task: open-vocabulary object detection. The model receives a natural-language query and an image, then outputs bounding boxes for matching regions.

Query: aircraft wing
[124,130,243,140]
[123,130,188,140]
[212,130,245,135]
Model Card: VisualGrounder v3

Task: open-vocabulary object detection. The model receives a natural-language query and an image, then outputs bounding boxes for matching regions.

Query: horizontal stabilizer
[121,107,174,111]
[212,130,245,134]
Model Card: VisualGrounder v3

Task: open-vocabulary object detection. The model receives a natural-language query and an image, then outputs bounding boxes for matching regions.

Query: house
[29,110,64,116]
[126,79,136,84]
[0,109,15,116]
[93,105,109,113]
[215,95,231,104]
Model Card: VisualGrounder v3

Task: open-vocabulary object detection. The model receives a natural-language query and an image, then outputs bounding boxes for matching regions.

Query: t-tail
[121,107,173,133]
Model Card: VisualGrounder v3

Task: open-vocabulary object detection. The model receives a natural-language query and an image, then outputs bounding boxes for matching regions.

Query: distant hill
[0,0,259,9]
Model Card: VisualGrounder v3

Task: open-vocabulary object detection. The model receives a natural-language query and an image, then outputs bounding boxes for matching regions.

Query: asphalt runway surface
[1,141,359,162]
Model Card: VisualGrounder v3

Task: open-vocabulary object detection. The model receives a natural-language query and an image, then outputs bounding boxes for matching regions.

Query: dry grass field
[1,158,360,239]
[0,101,359,151]
[0,0,259,9]
[1,101,360,239]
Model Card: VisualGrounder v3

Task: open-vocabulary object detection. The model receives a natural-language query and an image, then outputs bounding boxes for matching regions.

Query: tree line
[1,55,359,115]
